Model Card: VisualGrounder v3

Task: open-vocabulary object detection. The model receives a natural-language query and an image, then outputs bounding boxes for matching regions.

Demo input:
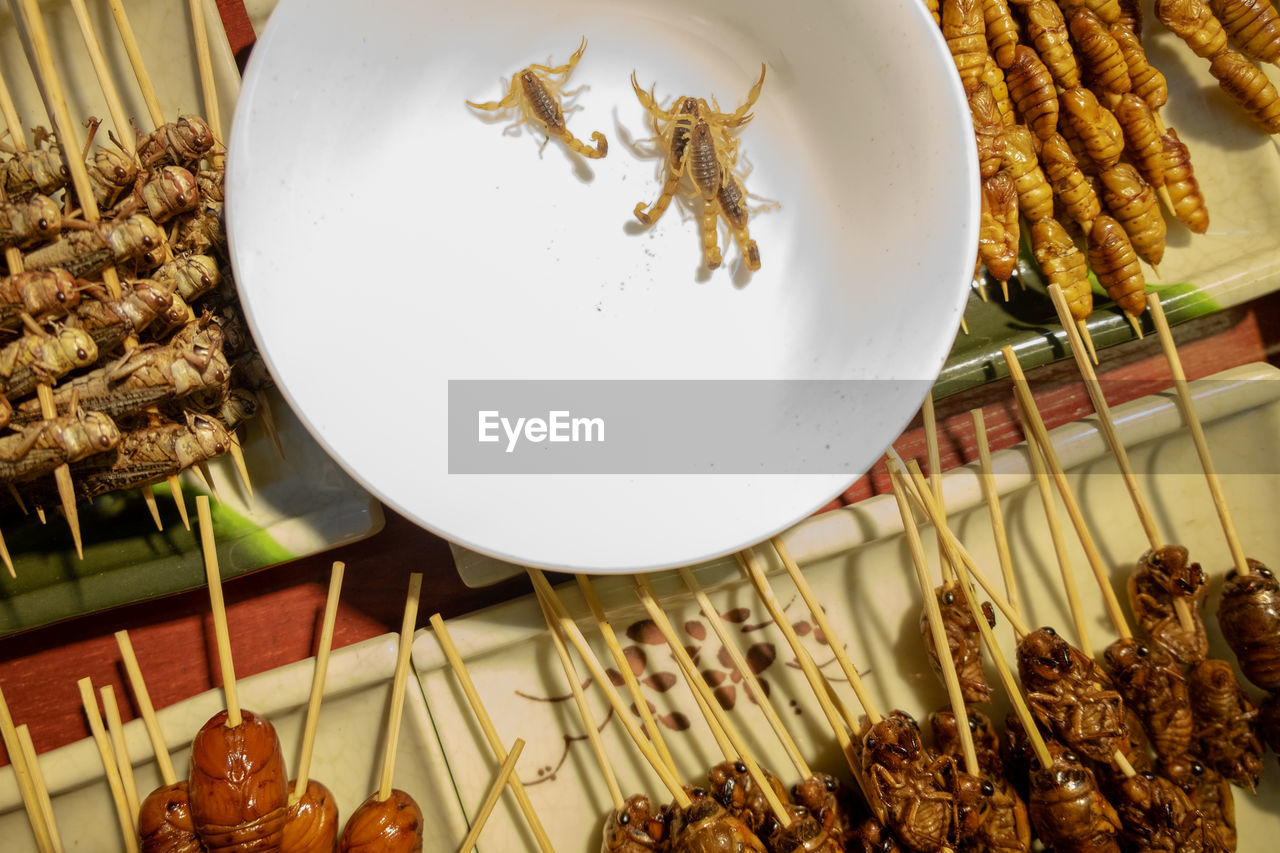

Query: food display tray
[0,0,382,637]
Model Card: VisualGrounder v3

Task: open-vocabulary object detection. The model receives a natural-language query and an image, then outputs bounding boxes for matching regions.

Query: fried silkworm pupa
[1158,0,1232,57]
[602,793,669,853]
[1006,46,1059,140]
[925,0,942,25]
[1026,0,1082,87]
[1187,658,1264,791]
[1160,128,1210,233]
[1058,0,1124,25]
[1103,638,1193,759]
[1210,48,1280,132]
[1211,0,1280,62]
[971,84,1006,179]
[668,790,767,853]
[465,37,607,159]
[1163,754,1238,850]
[1031,216,1093,320]
[1002,125,1054,221]
[189,709,289,853]
[1112,24,1168,109]
[944,0,988,93]
[139,781,203,853]
[1017,627,1130,765]
[1110,93,1166,187]
[1127,545,1209,664]
[1037,132,1102,228]
[1061,87,1126,170]
[338,789,424,852]
[1217,560,1280,691]
[1099,162,1166,265]
[920,581,995,704]
[1087,214,1146,317]
[1027,752,1123,853]
[1111,771,1230,852]
[282,779,340,853]
[984,0,1020,67]
[1116,0,1143,30]
[982,55,1018,125]
[1071,9,1133,94]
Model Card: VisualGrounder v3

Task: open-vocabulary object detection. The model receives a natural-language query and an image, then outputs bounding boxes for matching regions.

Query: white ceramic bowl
[226,0,978,573]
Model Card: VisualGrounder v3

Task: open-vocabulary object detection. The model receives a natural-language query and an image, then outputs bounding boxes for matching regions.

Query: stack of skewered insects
[939,0,1213,338]
[0,0,271,556]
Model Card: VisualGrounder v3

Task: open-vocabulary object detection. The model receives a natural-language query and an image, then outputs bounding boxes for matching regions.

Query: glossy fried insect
[944,0,988,92]
[985,0,1020,67]
[466,37,607,159]
[1002,125,1054,221]
[1103,637,1193,759]
[980,170,1020,285]
[790,773,858,848]
[1059,0,1125,23]
[1017,627,1130,765]
[1217,560,1280,691]
[0,194,61,251]
[1027,0,1082,88]
[1157,0,1232,58]
[1127,545,1209,664]
[1111,771,1230,852]
[1006,46,1059,140]
[337,788,423,852]
[982,56,1018,125]
[765,805,842,853]
[1071,10,1132,93]
[281,778,340,853]
[707,760,787,836]
[0,269,80,331]
[1110,94,1166,187]
[1209,48,1280,132]
[970,85,1006,180]
[920,581,995,704]
[139,780,203,853]
[1031,217,1093,320]
[0,407,119,485]
[1037,133,1100,228]
[846,817,901,853]
[602,794,670,853]
[24,213,166,279]
[1112,24,1169,109]
[0,135,68,200]
[1187,658,1264,791]
[1099,162,1166,266]
[1027,751,1123,853]
[1116,0,1144,30]
[1160,128,1210,233]
[1088,214,1146,317]
[85,142,138,210]
[1162,754,1238,850]
[0,326,98,401]
[668,790,767,853]
[1061,87,1126,170]
[1211,0,1280,62]
[189,709,289,853]
[930,710,1031,852]
[861,712,956,852]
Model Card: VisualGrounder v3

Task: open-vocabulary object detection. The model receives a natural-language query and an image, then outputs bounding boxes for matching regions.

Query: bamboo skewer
[1147,292,1252,576]
[67,0,135,155]
[1049,284,1196,635]
[893,455,1032,638]
[886,460,1055,772]
[532,586,625,810]
[771,536,882,725]
[114,629,177,785]
[1002,346,1133,640]
[16,725,62,853]
[632,574,793,829]
[0,57,81,559]
[291,561,345,805]
[100,684,139,832]
[889,464,981,778]
[0,686,53,853]
[575,574,679,778]
[77,678,139,853]
[188,0,224,168]
[922,394,957,582]
[971,409,1020,617]
[105,0,165,129]
[1013,395,1094,656]
[196,494,239,725]
[376,572,421,803]
[523,570,691,810]
[457,738,526,853]
[735,549,867,798]
[429,610,562,850]
[675,566,812,781]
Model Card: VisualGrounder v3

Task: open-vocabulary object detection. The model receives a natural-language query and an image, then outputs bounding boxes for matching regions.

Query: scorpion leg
[528,36,587,79]
[709,64,767,129]
[634,144,687,224]
[465,80,521,112]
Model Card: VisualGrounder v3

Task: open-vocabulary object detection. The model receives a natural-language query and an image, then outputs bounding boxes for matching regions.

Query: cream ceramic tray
[418,362,1280,852]
[0,633,465,851]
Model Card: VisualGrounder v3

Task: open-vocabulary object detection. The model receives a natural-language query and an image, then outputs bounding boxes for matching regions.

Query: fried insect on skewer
[1025,0,1082,87]
[1099,162,1165,265]
[1187,658,1265,791]
[1029,216,1092,321]
[1112,23,1169,109]
[1162,754,1238,850]
[1027,751,1124,853]
[943,0,988,93]
[1006,46,1059,140]
[466,37,607,159]
[1002,125,1054,221]
[979,170,1020,287]
[1210,0,1280,62]
[601,793,670,853]
[1103,638,1194,759]
[1087,214,1146,318]
[0,194,60,251]
[1072,9,1133,94]
[1157,0,1232,57]
[1217,560,1280,691]
[1108,769,1231,851]
[1061,87,1125,170]
[1159,128,1210,233]
[931,710,1032,853]
[1036,132,1100,230]
[861,712,957,852]
[920,581,996,705]
[1128,545,1210,664]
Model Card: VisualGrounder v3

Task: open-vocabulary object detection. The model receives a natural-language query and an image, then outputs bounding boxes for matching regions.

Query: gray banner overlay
[450,379,930,474]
